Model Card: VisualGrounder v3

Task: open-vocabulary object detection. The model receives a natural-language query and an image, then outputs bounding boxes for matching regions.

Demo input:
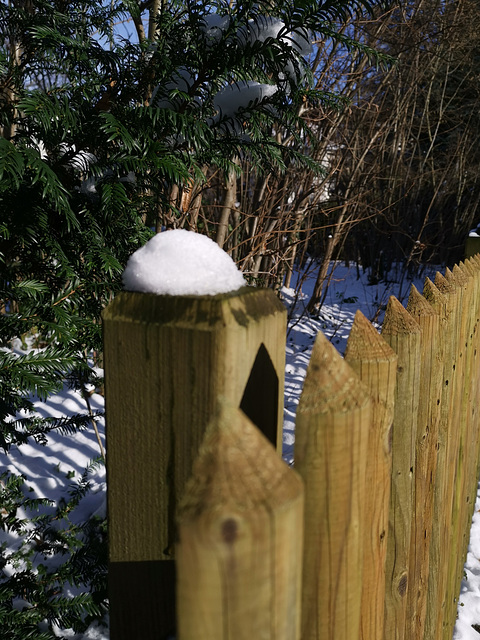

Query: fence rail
[103,255,480,640]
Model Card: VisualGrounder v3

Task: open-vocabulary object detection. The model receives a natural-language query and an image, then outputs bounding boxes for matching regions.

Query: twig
[81,384,106,462]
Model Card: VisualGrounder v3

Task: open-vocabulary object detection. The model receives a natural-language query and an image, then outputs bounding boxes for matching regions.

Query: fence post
[176,400,304,640]
[102,287,287,639]
[381,296,421,640]
[344,310,397,640]
[295,329,371,640]
[404,284,442,640]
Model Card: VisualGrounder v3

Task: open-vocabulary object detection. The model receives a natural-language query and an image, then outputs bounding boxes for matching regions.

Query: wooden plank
[429,271,461,640]
[443,265,472,639]
[176,400,304,640]
[421,277,451,640]
[381,296,421,640]
[448,261,480,636]
[404,285,442,640]
[295,330,371,640]
[465,258,480,487]
[459,260,480,528]
[344,310,397,640]
[102,288,287,639]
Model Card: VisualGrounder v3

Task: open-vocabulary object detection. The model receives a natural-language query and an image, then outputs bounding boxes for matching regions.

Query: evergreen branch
[0,348,77,401]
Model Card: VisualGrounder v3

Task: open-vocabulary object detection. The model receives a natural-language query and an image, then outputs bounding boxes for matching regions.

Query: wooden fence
[102,255,480,640]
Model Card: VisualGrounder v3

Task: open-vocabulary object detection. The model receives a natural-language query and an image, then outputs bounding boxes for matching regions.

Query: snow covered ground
[2,259,480,639]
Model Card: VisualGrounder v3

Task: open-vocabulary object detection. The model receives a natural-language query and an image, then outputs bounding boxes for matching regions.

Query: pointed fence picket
[404,284,442,640]
[381,295,422,640]
[422,275,452,640]
[102,256,480,640]
[176,400,304,640]
[295,330,371,640]
[344,310,397,640]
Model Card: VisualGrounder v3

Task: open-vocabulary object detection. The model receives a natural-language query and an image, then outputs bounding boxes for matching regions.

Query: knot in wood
[221,518,238,544]
[398,573,408,597]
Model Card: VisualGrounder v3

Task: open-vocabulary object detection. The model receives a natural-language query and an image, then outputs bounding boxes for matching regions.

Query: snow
[199,13,230,44]
[289,28,313,56]
[236,16,313,56]
[3,260,480,639]
[237,16,285,46]
[149,12,311,120]
[122,229,247,296]
[150,67,197,109]
[213,80,278,119]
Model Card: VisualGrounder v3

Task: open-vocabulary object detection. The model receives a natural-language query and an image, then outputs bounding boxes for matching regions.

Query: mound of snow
[122,229,246,296]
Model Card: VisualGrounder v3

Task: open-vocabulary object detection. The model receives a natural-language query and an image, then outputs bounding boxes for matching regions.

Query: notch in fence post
[102,287,286,640]
[344,310,397,640]
[381,296,421,640]
[176,399,304,640]
[295,330,371,640]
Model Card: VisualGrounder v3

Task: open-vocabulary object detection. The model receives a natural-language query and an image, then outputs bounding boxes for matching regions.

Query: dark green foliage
[0,0,387,635]
[0,461,108,639]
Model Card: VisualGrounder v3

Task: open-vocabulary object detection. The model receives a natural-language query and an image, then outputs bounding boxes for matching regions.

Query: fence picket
[344,310,397,640]
[448,261,480,637]
[430,271,461,640]
[455,263,478,552]
[381,296,421,640]
[443,265,474,638]
[404,285,442,640]
[422,278,451,640]
[463,259,480,505]
[295,329,371,640]
[176,400,304,640]
[458,261,480,542]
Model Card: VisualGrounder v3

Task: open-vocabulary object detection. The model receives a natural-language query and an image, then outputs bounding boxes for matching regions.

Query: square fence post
[102,286,287,639]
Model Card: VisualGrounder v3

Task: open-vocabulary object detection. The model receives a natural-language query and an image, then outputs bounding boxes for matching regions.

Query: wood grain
[295,330,371,640]
[345,310,397,640]
[381,296,421,640]
[405,285,442,640]
[176,400,304,640]
[102,288,286,639]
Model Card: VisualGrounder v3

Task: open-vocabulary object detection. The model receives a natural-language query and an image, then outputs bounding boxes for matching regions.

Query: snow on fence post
[380,296,421,640]
[294,330,371,640]
[344,310,397,640]
[102,234,286,640]
[404,284,442,640]
[176,400,304,640]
